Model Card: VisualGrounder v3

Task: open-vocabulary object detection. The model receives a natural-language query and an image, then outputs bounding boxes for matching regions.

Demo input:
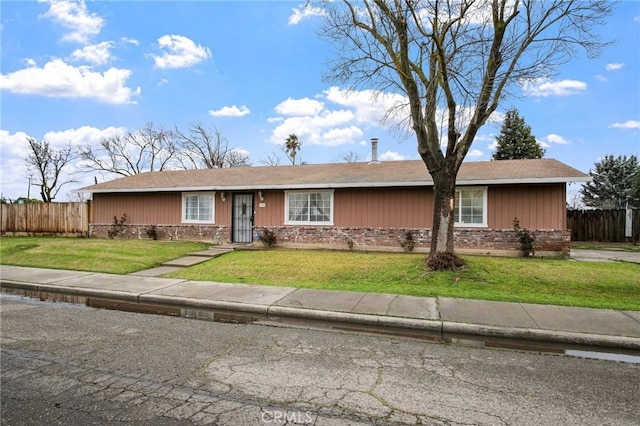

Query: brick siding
[89,224,569,255]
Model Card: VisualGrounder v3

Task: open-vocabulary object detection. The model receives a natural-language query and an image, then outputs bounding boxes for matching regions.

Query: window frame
[453,186,488,228]
[181,192,216,224]
[284,190,334,226]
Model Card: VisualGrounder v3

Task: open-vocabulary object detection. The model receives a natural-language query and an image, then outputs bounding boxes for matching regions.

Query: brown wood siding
[92,193,182,224]
[91,191,239,227]
[91,184,567,230]
[216,194,232,225]
[334,188,432,228]
[487,184,566,229]
[254,191,285,227]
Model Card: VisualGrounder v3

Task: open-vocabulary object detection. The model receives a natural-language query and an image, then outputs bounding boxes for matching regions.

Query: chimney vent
[370,138,380,164]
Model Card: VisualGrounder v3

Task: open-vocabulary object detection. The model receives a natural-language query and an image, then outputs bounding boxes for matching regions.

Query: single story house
[79,154,589,256]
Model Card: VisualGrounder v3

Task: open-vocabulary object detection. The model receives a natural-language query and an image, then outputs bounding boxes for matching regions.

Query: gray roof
[79,159,590,194]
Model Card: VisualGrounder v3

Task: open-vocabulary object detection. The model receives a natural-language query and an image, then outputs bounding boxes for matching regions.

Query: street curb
[139,294,270,315]
[442,321,640,351]
[2,279,639,352]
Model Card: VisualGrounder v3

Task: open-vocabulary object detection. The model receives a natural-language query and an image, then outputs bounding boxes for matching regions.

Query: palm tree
[284,134,301,165]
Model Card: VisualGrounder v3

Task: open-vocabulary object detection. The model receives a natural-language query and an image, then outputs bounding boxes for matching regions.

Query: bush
[426,251,466,271]
[145,225,159,240]
[107,214,127,239]
[257,228,277,248]
[513,217,535,257]
[345,236,355,250]
[400,230,416,252]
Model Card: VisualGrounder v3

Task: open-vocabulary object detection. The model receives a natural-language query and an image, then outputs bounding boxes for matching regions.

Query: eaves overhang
[77,175,591,194]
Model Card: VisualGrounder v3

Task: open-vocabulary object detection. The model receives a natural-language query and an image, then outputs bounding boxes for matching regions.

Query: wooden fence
[0,202,90,236]
[567,209,640,242]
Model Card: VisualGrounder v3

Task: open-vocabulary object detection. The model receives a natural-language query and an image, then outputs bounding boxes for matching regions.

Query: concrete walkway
[1,263,639,353]
[570,249,640,264]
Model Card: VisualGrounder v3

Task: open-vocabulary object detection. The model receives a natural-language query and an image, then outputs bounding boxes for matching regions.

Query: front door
[232,193,254,243]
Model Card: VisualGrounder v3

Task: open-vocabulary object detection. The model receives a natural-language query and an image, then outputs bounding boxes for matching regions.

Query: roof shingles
[80,159,589,193]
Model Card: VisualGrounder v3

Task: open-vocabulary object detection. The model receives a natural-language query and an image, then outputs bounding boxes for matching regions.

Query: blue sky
[1,0,639,202]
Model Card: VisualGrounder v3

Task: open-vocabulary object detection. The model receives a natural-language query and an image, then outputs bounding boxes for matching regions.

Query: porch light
[220,192,226,202]
[258,191,264,201]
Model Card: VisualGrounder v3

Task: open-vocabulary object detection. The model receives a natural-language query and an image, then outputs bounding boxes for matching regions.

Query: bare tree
[322,0,612,265]
[24,138,76,202]
[260,152,282,166]
[79,122,177,176]
[174,124,250,169]
[338,150,362,163]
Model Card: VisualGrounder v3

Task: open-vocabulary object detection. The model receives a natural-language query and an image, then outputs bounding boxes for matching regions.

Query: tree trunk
[429,168,457,257]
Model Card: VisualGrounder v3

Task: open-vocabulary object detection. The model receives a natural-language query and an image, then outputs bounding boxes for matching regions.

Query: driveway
[570,249,640,264]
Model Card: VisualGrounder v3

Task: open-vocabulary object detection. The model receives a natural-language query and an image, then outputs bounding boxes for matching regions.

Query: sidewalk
[1,264,639,353]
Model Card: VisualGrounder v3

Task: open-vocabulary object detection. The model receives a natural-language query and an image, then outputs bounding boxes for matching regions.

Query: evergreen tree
[493,108,545,160]
[581,155,640,209]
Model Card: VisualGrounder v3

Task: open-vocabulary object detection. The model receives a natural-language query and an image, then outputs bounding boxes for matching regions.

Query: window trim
[284,190,334,226]
[453,186,488,228]
[181,192,216,224]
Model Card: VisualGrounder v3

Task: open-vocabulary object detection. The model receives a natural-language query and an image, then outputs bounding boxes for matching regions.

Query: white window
[285,190,333,225]
[182,192,215,223]
[454,187,487,227]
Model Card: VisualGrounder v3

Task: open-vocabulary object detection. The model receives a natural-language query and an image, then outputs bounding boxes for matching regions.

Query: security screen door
[232,193,254,243]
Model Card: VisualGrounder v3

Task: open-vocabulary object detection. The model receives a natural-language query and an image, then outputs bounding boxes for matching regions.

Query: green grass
[0,236,208,274]
[1,237,638,310]
[165,250,640,311]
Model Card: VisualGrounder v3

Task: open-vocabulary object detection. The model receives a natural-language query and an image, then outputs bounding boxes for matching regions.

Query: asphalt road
[1,295,638,425]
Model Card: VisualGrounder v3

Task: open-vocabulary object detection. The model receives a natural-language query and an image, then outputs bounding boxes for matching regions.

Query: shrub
[345,236,355,250]
[107,214,127,239]
[513,217,535,257]
[426,251,466,271]
[400,230,416,252]
[257,228,277,248]
[145,225,159,240]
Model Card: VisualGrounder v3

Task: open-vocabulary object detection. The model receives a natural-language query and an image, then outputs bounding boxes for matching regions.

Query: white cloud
[324,86,407,127]
[0,130,33,157]
[537,138,551,148]
[158,78,169,86]
[467,149,484,158]
[543,134,570,145]
[275,97,324,116]
[152,35,211,69]
[321,126,364,146]
[121,37,139,46]
[0,130,33,200]
[595,75,607,82]
[521,78,587,97]
[270,110,356,146]
[0,59,141,104]
[269,87,407,149]
[288,4,326,25]
[71,41,114,65]
[43,126,125,147]
[208,105,251,118]
[379,151,405,161]
[611,120,640,129]
[39,0,104,43]
[605,63,624,71]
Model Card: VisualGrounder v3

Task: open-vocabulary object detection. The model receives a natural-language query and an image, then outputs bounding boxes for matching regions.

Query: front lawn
[166,249,640,310]
[0,236,208,274]
[1,237,637,310]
